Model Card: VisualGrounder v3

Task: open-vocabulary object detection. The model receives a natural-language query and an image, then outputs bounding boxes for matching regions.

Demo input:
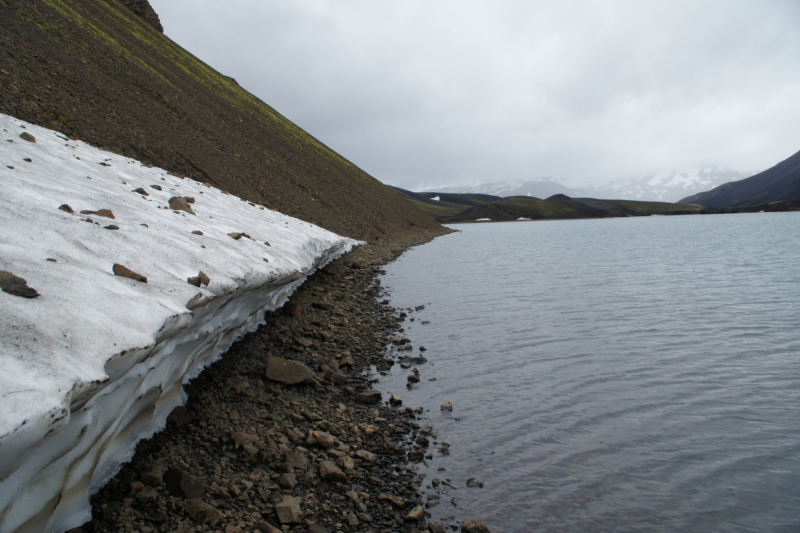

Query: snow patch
[0,113,361,533]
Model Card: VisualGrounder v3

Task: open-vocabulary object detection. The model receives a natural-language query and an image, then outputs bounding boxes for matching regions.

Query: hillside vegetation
[0,0,444,243]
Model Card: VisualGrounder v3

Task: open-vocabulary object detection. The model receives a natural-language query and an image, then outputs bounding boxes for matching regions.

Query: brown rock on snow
[80,208,115,219]
[187,271,210,287]
[19,132,36,142]
[168,196,195,215]
[132,187,149,196]
[265,356,315,385]
[112,263,147,283]
[58,204,74,213]
[0,270,40,299]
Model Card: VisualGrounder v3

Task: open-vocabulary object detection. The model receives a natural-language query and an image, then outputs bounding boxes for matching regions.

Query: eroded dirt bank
[79,234,459,533]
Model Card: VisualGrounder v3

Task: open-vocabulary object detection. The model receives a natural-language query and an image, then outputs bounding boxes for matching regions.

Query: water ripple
[381,214,800,532]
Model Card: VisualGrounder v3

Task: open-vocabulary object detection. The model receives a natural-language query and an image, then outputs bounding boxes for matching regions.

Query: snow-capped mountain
[432,167,749,203]
[575,167,750,203]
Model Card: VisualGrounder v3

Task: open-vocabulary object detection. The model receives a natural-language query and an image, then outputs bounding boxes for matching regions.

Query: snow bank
[0,114,360,533]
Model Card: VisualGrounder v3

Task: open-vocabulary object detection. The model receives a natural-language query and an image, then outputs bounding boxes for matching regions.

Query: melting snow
[0,113,360,533]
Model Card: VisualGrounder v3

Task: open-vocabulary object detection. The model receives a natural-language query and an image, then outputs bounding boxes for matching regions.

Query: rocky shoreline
[75,233,487,533]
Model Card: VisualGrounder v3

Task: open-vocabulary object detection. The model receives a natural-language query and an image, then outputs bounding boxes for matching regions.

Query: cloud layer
[150,0,800,189]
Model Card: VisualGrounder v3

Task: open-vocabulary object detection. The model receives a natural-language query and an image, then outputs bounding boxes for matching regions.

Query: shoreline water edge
[80,235,488,533]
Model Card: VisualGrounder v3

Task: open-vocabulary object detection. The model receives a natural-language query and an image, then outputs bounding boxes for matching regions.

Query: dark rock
[112,263,147,283]
[461,518,491,533]
[164,468,205,499]
[150,184,162,191]
[19,132,36,142]
[407,374,420,383]
[319,460,347,481]
[274,495,303,524]
[0,271,39,299]
[80,209,115,219]
[140,465,163,487]
[389,394,403,406]
[404,506,425,522]
[429,524,446,533]
[187,271,210,287]
[279,473,297,489]
[133,187,149,196]
[168,196,195,215]
[191,230,203,235]
[466,478,484,488]
[356,391,382,404]
[306,524,331,533]
[265,356,315,385]
[283,302,303,316]
[255,521,282,533]
[408,450,425,462]
[58,204,74,213]
[285,450,308,470]
[119,0,164,33]
[23,158,32,162]
[312,302,333,311]
[166,405,192,427]
[183,499,223,526]
[103,225,119,230]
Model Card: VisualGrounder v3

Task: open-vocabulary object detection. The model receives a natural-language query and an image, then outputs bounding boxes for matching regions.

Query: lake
[378,213,800,532]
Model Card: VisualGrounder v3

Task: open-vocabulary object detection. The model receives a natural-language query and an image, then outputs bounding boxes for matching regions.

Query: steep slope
[679,149,800,207]
[0,0,443,243]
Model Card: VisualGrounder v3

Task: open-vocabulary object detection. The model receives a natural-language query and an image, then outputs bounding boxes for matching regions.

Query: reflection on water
[379,213,800,532]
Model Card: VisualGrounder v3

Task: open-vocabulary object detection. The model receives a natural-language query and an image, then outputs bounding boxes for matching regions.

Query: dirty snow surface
[0,113,360,533]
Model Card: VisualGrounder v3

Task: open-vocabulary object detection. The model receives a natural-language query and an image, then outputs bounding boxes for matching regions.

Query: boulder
[404,506,425,522]
[184,499,223,527]
[354,450,376,463]
[356,391,381,404]
[112,263,147,283]
[274,496,303,524]
[319,460,347,481]
[168,196,195,215]
[441,401,453,411]
[0,271,39,299]
[164,468,205,499]
[389,394,403,406]
[265,356,315,385]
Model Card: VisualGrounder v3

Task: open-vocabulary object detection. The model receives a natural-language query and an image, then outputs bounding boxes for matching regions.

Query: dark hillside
[679,149,800,207]
[0,0,444,243]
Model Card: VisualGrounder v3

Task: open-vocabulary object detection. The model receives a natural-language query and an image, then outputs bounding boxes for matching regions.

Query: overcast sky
[149,0,800,190]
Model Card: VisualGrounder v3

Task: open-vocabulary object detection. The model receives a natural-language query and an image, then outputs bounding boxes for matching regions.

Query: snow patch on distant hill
[0,113,360,533]
[431,168,749,202]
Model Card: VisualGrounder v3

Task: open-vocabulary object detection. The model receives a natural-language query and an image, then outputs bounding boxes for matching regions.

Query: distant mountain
[679,149,800,207]
[576,167,749,203]
[435,168,749,203]
[433,178,579,199]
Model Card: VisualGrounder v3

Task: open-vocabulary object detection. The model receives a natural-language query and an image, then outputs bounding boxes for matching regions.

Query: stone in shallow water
[462,518,491,532]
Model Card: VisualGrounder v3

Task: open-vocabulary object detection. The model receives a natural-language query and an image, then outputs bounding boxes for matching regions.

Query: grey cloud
[150,0,800,190]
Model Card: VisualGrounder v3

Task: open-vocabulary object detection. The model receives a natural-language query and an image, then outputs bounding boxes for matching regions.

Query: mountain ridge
[678,149,800,207]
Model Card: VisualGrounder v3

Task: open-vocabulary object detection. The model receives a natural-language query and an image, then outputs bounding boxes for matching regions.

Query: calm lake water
[378,213,800,533]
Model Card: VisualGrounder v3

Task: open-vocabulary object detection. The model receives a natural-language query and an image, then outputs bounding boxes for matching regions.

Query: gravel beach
[79,235,467,533]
